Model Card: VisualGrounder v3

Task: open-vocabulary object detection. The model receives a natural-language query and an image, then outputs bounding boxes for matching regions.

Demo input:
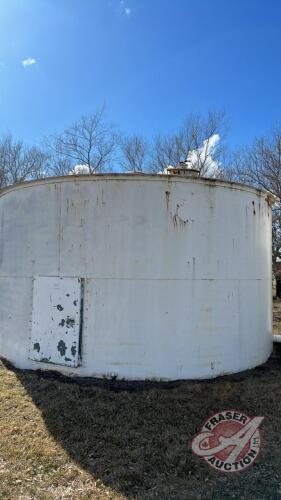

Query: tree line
[1,106,281,294]
[0,107,228,185]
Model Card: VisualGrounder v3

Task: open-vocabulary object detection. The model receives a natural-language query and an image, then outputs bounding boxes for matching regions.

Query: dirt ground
[0,306,281,499]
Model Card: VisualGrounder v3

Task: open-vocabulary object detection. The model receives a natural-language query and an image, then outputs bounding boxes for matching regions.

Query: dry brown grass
[1,354,281,499]
[0,293,280,499]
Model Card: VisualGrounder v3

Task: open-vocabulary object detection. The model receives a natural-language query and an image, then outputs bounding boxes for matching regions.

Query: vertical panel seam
[58,183,62,274]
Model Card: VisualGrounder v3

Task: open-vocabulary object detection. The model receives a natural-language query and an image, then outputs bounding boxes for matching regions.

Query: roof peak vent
[166,160,200,178]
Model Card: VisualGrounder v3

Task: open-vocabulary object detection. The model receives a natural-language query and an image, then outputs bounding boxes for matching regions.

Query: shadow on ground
[3,354,281,499]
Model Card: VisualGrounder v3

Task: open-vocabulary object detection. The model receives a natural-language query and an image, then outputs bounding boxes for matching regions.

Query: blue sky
[0,0,280,148]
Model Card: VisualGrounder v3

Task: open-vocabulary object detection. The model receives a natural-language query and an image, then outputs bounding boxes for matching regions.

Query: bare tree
[120,135,149,172]
[233,130,281,198]
[49,154,73,177]
[150,111,226,176]
[231,128,281,296]
[0,134,49,187]
[48,107,118,174]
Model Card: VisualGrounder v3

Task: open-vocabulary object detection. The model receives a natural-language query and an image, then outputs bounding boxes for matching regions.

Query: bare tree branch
[0,134,49,187]
[47,107,118,174]
[120,135,149,172]
[149,111,226,175]
[229,126,281,293]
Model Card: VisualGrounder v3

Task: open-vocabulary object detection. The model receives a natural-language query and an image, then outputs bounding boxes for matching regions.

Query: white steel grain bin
[0,173,274,380]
